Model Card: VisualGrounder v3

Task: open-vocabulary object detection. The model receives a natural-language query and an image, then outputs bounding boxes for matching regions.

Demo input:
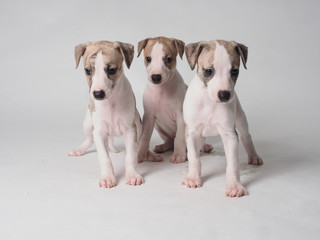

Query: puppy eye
[107,68,117,75]
[84,68,92,76]
[146,57,151,63]
[204,68,214,77]
[231,69,239,76]
[165,57,172,63]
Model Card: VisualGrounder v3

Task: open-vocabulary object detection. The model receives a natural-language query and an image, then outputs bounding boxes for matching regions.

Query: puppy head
[137,37,184,85]
[75,41,134,100]
[185,40,248,103]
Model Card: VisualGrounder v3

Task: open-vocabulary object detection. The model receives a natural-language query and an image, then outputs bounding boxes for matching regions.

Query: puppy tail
[108,137,120,153]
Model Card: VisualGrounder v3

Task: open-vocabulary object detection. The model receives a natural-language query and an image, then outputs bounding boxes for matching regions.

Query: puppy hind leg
[153,123,174,153]
[68,109,94,156]
[108,137,120,153]
[235,96,263,165]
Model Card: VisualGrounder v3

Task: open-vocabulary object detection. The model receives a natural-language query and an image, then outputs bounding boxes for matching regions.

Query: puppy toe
[248,155,263,165]
[202,143,214,153]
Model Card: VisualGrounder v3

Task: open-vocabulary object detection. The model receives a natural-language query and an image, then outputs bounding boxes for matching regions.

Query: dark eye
[85,68,92,76]
[204,68,214,77]
[231,69,239,77]
[107,68,116,75]
[165,57,172,63]
[146,57,151,63]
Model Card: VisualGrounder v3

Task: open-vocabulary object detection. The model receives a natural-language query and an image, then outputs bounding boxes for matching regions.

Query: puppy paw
[202,143,214,153]
[182,175,201,188]
[225,182,248,197]
[146,151,163,162]
[68,149,84,156]
[248,155,263,165]
[99,175,117,188]
[170,152,187,164]
[126,172,144,186]
[153,143,173,153]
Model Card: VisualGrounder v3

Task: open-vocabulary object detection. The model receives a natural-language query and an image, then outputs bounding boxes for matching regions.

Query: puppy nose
[93,90,105,100]
[218,90,231,102]
[151,74,162,84]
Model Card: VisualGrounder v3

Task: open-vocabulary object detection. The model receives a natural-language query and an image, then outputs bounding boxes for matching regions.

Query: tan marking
[186,40,248,84]
[137,36,185,69]
[74,40,134,90]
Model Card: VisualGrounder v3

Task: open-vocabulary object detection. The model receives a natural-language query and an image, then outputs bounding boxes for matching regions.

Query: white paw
[202,143,214,153]
[170,152,187,164]
[125,172,144,186]
[225,182,248,197]
[153,143,172,153]
[146,151,163,162]
[68,149,84,156]
[99,175,117,188]
[248,155,263,165]
[182,175,202,188]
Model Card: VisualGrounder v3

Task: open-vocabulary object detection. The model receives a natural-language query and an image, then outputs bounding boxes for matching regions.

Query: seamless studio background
[0,0,319,239]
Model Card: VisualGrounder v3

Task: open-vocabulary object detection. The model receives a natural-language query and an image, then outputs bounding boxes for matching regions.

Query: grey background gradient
[1,0,319,239]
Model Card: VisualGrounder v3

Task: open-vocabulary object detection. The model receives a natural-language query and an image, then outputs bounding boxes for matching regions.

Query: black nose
[218,90,231,102]
[151,74,162,84]
[93,90,105,100]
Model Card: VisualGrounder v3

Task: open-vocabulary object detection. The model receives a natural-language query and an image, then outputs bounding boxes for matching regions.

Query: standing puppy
[137,37,212,163]
[183,40,263,197]
[69,41,143,188]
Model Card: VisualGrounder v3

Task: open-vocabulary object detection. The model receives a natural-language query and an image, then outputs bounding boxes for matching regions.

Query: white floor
[1,0,320,239]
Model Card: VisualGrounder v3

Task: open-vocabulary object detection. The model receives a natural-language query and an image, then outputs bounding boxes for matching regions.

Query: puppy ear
[173,38,185,59]
[235,42,248,69]
[75,43,89,69]
[185,41,206,70]
[115,42,134,69]
[137,38,150,57]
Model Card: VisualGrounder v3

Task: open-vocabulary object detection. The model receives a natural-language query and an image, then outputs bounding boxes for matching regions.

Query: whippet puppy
[69,41,143,188]
[182,40,263,197]
[137,37,213,164]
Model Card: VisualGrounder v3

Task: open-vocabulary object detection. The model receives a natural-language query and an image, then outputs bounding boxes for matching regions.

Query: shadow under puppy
[69,41,143,188]
[183,40,263,197]
[137,36,213,164]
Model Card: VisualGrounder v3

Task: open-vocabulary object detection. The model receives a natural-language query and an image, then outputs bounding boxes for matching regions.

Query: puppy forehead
[144,37,176,57]
[198,41,240,68]
[84,42,123,66]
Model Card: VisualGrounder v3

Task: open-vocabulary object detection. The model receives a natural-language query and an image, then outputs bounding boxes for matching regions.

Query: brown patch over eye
[230,68,239,82]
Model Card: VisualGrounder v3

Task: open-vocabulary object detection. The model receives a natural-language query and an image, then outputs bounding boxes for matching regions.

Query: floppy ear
[137,38,150,57]
[74,43,89,69]
[115,42,134,69]
[173,38,185,59]
[235,42,248,69]
[185,41,206,70]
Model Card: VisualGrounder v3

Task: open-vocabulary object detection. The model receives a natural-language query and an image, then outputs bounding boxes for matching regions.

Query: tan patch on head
[137,37,184,69]
[74,41,134,89]
[186,40,248,85]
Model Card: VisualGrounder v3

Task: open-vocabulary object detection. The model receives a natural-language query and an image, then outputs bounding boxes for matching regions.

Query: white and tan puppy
[182,40,263,197]
[69,41,143,188]
[137,37,213,163]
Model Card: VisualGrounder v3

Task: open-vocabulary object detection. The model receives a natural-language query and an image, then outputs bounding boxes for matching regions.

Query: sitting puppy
[137,37,213,163]
[182,40,263,197]
[69,41,143,188]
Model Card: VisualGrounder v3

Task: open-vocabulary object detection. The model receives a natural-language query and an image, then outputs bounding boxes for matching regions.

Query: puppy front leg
[124,126,144,186]
[170,115,187,163]
[219,128,247,197]
[93,128,116,188]
[182,129,202,187]
[138,113,163,162]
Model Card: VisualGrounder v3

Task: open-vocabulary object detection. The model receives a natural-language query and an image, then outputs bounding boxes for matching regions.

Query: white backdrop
[1,0,319,239]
